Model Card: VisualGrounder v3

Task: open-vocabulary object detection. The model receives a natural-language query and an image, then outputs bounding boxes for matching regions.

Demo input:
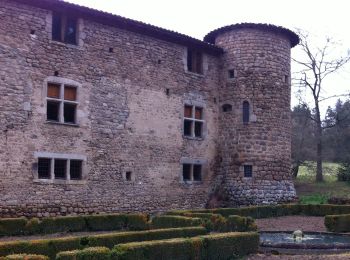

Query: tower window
[222,104,232,112]
[244,165,253,177]
[52,13,78,45]
[228,69,235,78]
[182,163,202,182]
[243,101,250,123]
[187,49,203,74]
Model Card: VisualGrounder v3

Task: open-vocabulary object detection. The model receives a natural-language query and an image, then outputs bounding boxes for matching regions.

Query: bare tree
[293,31,350,182]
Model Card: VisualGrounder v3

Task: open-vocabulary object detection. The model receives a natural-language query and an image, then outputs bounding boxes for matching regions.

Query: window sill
[34,179,86,185]
[181,180,203,185]
[50,40,82,50]
[183,135,204,141]
[185,70,204,78]
[46,121,80,127]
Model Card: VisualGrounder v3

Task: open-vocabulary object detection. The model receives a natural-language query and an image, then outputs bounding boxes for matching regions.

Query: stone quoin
[0,0,299,217]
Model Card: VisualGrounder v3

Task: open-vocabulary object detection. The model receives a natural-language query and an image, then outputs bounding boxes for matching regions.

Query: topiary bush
[325,214,350,232]
[151,216,202,229]
[39,216,87,234]
[0,254,48,260]
[0,218,27,237]
[56,247,110,260]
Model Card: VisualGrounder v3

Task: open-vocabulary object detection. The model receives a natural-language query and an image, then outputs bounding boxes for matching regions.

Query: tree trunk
[315,102,323,182]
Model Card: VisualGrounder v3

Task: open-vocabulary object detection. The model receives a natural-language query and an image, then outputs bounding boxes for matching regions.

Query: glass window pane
[187,49,193,72]
[244,165,253,177]
[193,165,202,181]
[47,83,60,98]
[64,86,77,101]
[47,101,60,121]
[64,103,76,123]
[54,159,67,179]
[65,17,77,45]
[184,120,192,136]
[194,121,203,137]
[70,160,82,180]
[52,13,62,42]
[38,158,51,179]
[184,105,192,118]
[195,107,203,119]
[243,101,250,123]
[183,164,191,181]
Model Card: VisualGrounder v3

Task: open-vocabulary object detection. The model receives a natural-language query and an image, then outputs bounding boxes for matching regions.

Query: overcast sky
[67,0,350,115]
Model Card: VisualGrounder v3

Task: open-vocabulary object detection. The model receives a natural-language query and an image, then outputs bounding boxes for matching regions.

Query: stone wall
[0,0,220,217]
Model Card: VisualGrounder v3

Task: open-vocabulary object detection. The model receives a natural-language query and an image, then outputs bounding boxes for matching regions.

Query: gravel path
[256,216,327,232]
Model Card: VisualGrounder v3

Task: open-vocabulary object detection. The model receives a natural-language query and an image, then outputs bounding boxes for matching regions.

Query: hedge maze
[2,204,350,259]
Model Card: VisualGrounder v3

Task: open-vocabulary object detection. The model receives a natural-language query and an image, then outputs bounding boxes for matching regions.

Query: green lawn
[295,161,350,204]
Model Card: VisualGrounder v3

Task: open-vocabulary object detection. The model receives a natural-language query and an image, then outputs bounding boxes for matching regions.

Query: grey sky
[66,0,350,115]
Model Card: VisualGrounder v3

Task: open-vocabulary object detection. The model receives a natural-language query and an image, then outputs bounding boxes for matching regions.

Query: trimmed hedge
[56,247,110,260]
[325,214,350,232]
[0,227,206,259]
[151,216,202,229]
[0,254,48,260]
[170,204,350,219]
[57,232,259,260]
[0,214,149,237]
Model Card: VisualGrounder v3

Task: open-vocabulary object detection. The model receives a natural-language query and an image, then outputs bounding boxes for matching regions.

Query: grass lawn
[294,161,350,204]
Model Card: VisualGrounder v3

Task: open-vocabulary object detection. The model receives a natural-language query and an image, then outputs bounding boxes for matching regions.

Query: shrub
[87,227,207,249]
[1,254,48,260]
[0,218,27,237]
[24,219,41,235]
[125,214,149,231]
[328,197,350,205]
[84,214,127,232]
[151,216,202,229]
[112,232,259,260]
[39,216,86,234]
[325,214,350,232]
[56,247,110,260]
[337,163,350,181]
[227,215,257,232]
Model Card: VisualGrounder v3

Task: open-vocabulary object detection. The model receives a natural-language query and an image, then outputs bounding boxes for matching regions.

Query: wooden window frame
[187,49,203,74]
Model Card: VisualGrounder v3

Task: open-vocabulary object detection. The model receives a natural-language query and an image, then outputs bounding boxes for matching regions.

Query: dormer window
[187,49,203,74]
[52,13,78,45]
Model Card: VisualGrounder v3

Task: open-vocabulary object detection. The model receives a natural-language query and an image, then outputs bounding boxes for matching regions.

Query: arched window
[243,101,250,123]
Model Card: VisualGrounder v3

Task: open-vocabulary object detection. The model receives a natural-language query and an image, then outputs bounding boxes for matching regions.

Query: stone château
[0,0,299,217]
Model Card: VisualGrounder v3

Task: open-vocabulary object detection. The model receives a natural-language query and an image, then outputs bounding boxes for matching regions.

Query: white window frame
[34,152,87,184]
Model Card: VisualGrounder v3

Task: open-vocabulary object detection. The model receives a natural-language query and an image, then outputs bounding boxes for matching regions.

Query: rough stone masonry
[0,0,299,217]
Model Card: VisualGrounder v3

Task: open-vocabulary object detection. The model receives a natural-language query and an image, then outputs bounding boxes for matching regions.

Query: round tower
[205,24,299,205]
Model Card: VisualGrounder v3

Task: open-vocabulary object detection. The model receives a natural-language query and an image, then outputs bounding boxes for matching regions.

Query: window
[182,163,202,182]
[228,69,235,78]
[187,49,203,74]
[183,105,204,138]
[52,13,78,45]
[244,165,253,177]
[37,157,83,181]
[222,104,232,112]
[47,83,78,124]
[243,101,250,123]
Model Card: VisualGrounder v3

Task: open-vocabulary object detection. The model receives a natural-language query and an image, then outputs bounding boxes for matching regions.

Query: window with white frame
[36,153,85,181]
[47,82,78,124]
[183,104,204,138]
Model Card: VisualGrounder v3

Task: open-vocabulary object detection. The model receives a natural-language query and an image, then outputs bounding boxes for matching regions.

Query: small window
[70,160,82,180]
[183,105,205,138]
[125,171,132,181]
[228,69,235,78]
[284,75,289,83]
[222,104,232,112]
[38,158,51,179]
[52,13,78,45]
[243,101,250,123]
[244,165,253,177]
[182,163,203,182]
[46,82,78,124]
[187,49,203,74]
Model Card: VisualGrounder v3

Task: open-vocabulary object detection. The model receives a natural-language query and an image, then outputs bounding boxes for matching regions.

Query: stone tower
[204,24,299,205]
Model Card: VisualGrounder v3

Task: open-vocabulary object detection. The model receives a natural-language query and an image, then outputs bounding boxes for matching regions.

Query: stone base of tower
[224,180,297,206]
